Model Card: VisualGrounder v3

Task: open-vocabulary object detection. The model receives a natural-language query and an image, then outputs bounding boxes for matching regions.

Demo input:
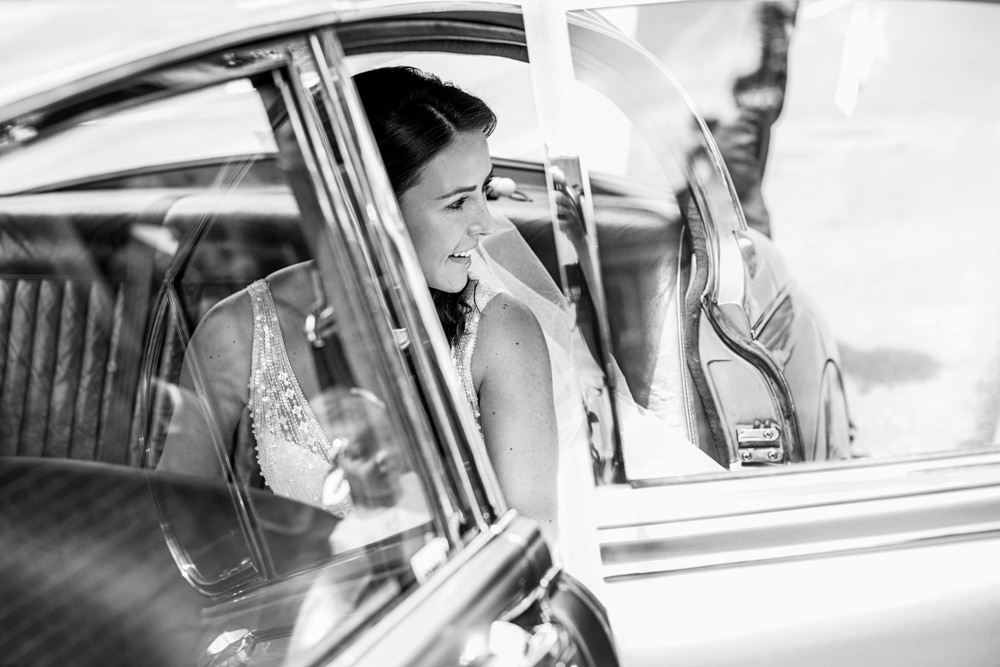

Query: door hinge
[736,421,783,464]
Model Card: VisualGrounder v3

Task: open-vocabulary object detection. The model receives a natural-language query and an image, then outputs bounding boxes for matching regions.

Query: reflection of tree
[635,1,799,238]
[717,1,798,238]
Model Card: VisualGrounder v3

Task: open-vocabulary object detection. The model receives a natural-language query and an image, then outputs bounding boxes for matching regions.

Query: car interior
[0,14,727,495]
[0,165,701,469]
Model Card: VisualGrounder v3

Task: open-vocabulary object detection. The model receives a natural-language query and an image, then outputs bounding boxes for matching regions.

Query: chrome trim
[307,31,474,541]
[311,28,500,533]
[294,510,530,665]
[523,0,625,480]
[598,452,1000,575]
[497,563,563,622]
[600,483,1000,579]
[675,231,698,443]
[281,39,477,549]
[751,287,792,338]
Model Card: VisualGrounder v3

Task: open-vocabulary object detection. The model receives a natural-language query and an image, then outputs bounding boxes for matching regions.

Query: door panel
[595,456,1000,666]
[300,514,616,667]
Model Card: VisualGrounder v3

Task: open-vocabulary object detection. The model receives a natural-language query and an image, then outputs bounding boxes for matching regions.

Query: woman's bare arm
[473,293,559,542]
[157,291,254,477]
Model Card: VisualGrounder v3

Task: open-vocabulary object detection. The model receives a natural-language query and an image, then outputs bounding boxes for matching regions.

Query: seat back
[0,200,158,463]
[0,182,691,469]
[490,182,688,416]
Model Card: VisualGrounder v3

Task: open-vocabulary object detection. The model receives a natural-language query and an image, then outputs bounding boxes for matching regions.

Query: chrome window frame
[301,28,493,539]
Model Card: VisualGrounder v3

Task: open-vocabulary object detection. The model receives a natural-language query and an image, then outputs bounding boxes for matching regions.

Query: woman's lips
[448,247,474,264]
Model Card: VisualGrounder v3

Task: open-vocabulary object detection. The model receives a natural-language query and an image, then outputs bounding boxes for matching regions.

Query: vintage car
[1,1,999,666]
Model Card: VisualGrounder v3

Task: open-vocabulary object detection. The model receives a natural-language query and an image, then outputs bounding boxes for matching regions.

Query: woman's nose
[467,201,497,237]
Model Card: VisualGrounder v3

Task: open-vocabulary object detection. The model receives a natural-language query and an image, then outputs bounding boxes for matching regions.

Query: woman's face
[339,429,403,509]
[398,130,496,293]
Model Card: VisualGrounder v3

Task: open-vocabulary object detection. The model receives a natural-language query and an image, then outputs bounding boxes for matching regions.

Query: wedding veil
[472,213,722,591]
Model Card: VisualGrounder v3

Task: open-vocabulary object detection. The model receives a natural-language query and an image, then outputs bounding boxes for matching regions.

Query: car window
[595,0,1000,464]
[0,51,457,664]
[345,48,700,476]
[0,82,279,194]
[346,17,822,480]
[347,50,671,191]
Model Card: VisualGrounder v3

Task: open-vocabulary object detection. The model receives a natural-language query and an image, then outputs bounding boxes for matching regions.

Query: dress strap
[246,279,353,516]
[450,277,502,425]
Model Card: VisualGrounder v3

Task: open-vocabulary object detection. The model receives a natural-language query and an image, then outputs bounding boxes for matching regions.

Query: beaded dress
[246,279,352,516]
[449,276,501,425]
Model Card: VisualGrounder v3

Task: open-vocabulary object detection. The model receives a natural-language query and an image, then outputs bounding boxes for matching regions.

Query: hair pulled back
[353,67,497,342]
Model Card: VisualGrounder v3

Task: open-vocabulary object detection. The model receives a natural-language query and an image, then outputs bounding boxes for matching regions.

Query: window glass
[347,51,669,189]
[346,48,713,478]
[0,61,447,664]
[598,0,1000,461]
[0,82,279,193]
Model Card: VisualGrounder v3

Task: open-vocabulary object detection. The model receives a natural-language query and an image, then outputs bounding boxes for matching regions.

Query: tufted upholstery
[0,193,184,464]
[2,212,133,462]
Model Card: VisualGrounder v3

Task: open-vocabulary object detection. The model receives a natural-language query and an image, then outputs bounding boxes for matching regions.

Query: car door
[0,15,617,666]
[287,24,618,666]
[551,2,1000,666]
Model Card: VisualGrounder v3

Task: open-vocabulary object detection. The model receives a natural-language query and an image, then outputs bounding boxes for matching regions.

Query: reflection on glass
[68,71,446,662]
[595,0,1000,461]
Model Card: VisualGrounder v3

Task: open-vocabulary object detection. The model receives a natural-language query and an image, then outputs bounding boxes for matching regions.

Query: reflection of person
[158,67,559,539]
[712,1,798,238]
[634,0,798,237]
[157,260,359,516]
[314,388,427,537]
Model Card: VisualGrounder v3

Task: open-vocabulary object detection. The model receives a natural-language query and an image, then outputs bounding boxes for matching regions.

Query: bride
[159,66,721,588]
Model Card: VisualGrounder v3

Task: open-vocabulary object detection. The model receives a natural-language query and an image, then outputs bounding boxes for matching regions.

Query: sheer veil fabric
[473,214,723,592]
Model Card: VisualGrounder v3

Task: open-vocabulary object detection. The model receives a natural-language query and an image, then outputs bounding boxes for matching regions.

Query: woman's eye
[446,197,467,211]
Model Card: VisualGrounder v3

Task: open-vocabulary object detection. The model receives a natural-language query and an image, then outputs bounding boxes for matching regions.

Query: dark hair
[353,67,496,342]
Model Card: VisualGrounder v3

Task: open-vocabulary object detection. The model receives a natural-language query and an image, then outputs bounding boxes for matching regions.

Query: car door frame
[286,18,620,666]
[549,2,1000,664]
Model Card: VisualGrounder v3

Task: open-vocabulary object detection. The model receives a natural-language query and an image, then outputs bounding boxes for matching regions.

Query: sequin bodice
[247,280,351,515]
[450,277,502,424]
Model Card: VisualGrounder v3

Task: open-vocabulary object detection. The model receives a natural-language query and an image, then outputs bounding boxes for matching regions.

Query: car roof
[1,0,667,123]
[0,0,527,121]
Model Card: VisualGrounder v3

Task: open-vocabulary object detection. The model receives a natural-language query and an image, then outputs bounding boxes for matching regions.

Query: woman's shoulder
[198,284,253,336]
[469,274,504,311]
[192,262,309,344]
[261,261,316,313]
[476,292,548,365]
[192,262,316,345]
[471,291,554,435]
[479,291,537,328]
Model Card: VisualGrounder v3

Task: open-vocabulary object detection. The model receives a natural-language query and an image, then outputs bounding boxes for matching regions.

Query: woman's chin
[431,270,470,293]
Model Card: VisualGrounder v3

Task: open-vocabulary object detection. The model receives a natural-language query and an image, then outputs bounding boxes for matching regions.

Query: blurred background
[605,0,1000,460]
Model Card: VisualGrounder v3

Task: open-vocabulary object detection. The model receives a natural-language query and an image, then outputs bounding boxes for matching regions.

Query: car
[1,1,999,667]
